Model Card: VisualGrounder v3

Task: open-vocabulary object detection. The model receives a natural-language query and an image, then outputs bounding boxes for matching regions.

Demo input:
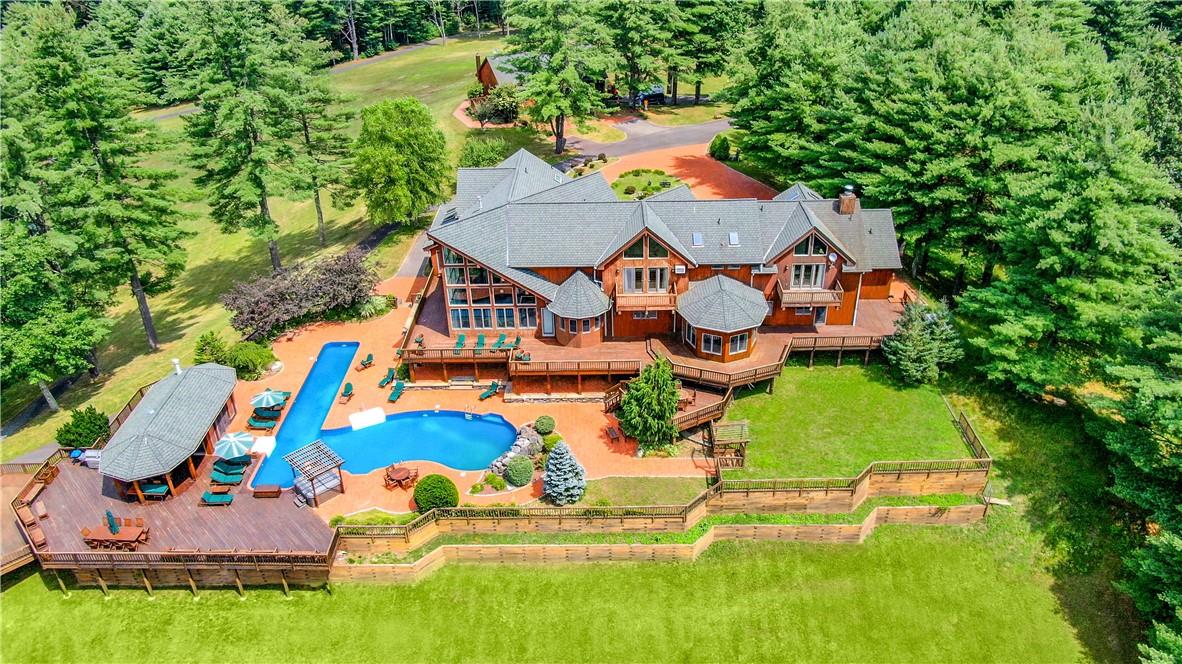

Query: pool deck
[224,267,711,521]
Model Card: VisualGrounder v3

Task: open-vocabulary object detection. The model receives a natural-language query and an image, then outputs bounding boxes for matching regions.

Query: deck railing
[776,279,843,306]
[508,359,643,376]
[786,335,883,352]
[402,347,512,362]
[671,388,733,430]
[35,549,332,570]
[649,339,790,390]
[613,284,678,312]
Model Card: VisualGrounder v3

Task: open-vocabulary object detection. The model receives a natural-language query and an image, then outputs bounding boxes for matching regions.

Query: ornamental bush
[459,137,510,167]
[543,442,586,506]
[623,185,636,195]
[484,472,507,491]
[617,358,679,450]
[534,415,556,435]
[413,474,459,512]
[709,133,731,161]
[223,342,276,381]
[505,455,535,487]
[542,432,562,453]
[55,406,109,448]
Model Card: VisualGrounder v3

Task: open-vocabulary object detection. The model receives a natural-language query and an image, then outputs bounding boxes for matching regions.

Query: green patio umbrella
[251,390,286,408]
[214,432,254,459]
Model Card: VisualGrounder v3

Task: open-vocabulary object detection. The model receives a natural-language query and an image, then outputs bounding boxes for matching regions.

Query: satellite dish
[827,252,838,263]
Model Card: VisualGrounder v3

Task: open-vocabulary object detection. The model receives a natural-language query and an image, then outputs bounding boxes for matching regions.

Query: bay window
[702,334,722,355]
[729,333,749,354]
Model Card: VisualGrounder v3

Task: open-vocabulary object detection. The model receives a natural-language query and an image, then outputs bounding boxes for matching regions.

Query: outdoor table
[385,467,411,489]
[90,525,147,549]
[210,485,232,495]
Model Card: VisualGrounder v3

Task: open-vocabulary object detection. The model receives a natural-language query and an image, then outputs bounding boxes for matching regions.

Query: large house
[426,150,902,364]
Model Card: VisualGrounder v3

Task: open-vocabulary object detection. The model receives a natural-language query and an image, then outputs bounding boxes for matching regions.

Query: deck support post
[132,479,145,504]
[863,348,871,366]
[95,569,109,597]
[474,362,479,381]
[186,456,197,478]
[164,473,177,496]
[576,370,582,394]
[53,570,70,597]
[546,373,552,395]
[836,348,843,367]
[186,569,199,597]
[234,569,245,598]
[808,348,816,368]
[442,361,448,382]
[141,570,154,597]
[280,570,290,597]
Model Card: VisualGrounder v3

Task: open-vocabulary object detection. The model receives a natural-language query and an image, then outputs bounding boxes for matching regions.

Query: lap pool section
[252,342,517,488]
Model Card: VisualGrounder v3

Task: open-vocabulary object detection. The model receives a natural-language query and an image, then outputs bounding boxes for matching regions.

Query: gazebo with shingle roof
[99,363,237,502]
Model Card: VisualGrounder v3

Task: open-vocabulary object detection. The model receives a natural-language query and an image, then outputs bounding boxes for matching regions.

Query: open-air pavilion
[98,364,238,503]
[284,440,345,507]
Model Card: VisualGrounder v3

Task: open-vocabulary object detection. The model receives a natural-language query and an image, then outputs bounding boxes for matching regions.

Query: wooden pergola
[283,440,345,507]
[709,420,750,468]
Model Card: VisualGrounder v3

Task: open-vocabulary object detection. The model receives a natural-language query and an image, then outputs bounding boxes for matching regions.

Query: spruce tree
[617,358,679,450]
[339,98,446,225]
[543,441,586,506]
[132,0,186,104]
[881,301,963,385]
[504,0,615,154]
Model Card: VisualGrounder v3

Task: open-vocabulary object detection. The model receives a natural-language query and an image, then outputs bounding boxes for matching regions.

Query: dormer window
[728,232,740,246]
[691,232,703,247]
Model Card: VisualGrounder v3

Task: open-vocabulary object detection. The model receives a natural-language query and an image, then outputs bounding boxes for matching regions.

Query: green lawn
[0,37,545,460]
[0,512,1095,664]
[574,477,708,506]
[723,362,969,478]
[643,100,730,127]
[611,169,686,200]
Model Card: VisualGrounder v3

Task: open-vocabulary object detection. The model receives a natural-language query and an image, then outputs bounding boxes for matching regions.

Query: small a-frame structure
[709,420,750,468]
[283,440,345,507]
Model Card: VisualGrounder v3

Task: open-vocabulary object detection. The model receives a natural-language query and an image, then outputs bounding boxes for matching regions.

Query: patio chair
[135,517,145,528]
[252,407,281,421]
[479,381,500,400]
[378,368,396,388]
[247,417,278,431]
[200,491,234,506]
[414,334,425,347]
[388,380,405,403]
[339,382,354,404]
[511,335,522,349]
[491,333,507,349]
[210,469,244,485]
[15,506,35,527]
[222,454,252,466]
[140,483,169,498]
[213,459,247,476]
[606,426,622,443]
[355,353,374,371]
[453,334,466,354]
[474,334,486,355]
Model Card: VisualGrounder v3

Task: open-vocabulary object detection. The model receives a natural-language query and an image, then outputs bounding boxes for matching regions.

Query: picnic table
[85,526,149,550]
[383,466,417,490]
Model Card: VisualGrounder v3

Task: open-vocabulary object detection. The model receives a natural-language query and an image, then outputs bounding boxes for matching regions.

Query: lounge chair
[413,335,424,347]
[453,334,466,354]
[15,506,35,528]
[201,491,233,506]
[474,334,486,355]
[252,407,281,421]
[339,382,354,404]
[491,333,507,349]
[388,380,405,403]
[479,381,500,401]
[247,417,277,431]
[221,454,252,467]
[266,388,292,398]
[210,469,244,485]
[510,335,521,349]
[213,459,247,476]
[355,353,374,371]
[378,368,396,388]
[140,483,169,498]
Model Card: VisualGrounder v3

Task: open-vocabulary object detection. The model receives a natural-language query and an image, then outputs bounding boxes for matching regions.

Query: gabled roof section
[514,171,616,204]
[801,200,902,271]
[677,275,769,333]
[774,182,823,202]
[646,184,696,202]
[99,364,236,482]
[643,200,766,264]
[596,203,697,267]
[760,202,858,266]
[546,271,611,319]
[429,207,560,299]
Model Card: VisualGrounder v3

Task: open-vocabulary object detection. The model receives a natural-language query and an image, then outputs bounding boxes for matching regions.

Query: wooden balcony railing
[671,388,733,430]
[777,279,843,307]
[614,285,677,312]
[509,359,643,376]
[648,339,790,390]
[36,549,333,570]
[402,347,512,363]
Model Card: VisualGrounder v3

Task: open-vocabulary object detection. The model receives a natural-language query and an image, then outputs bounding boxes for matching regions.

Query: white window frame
[450,308,470,329]
[702,333,722,355]
[495,307,515,328]
[518,307,537,329]
[729,332,749,355]
[684,323,696,346]
[795,306,813,316]
[633,311,658,320]
[472,308,493,329]
[791,264,825,289]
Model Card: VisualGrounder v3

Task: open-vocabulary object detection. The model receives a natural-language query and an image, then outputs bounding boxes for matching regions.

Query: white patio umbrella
[251,390,286,408]
[214,432,254,459]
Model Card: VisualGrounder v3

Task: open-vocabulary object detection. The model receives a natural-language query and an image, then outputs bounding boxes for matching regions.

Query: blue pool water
[252,342,517,488]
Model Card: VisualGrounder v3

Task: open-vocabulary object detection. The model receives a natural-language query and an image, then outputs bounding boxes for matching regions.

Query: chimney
[838,184,857,215]
[171,358,182,375]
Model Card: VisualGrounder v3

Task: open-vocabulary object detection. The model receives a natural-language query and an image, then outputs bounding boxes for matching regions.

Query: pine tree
[881,301,963,385]
[132,0,186,104]
[543,441,586,505]
[617,358,679,450]
[1123,28,1182,237]
[958,100,1180,393]
[270,6,354,247]
[339,98,446,226]
[599,0,680,105]
[177,0,304,272]
[6,3,188,351]
[504,0,615,153]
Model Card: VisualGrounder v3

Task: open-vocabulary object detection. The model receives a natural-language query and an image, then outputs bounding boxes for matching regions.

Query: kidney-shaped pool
[251,342,517,488]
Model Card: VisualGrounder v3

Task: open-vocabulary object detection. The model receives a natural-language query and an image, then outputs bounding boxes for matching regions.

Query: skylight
[691,232,703,247]
[728,232,740,246]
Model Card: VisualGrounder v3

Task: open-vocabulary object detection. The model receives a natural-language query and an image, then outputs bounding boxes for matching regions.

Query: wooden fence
[784,336,884,367]
[333,503,987,583]
[671,388,734,430]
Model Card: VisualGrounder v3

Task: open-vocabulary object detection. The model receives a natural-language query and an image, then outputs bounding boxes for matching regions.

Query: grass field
[723,361,968,478]
[0,37,523,460]
[575,476,708,506]
[0,511,1096,664]
[611,168,686,200]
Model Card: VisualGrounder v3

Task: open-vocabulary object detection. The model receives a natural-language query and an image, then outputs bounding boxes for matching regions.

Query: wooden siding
[859,269,893,300]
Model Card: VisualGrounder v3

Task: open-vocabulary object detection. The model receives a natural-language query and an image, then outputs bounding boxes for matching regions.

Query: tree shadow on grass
[941,372,1141,663]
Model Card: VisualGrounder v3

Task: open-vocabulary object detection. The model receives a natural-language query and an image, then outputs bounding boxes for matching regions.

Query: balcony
[613,284,677,311]
[777,278,843,307]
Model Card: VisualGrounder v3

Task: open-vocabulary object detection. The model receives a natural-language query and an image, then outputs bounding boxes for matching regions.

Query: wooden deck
[26,459,334,566]
[1,473,34,574]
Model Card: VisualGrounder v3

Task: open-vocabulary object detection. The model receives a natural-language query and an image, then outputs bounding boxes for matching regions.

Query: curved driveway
[567,117,731,158]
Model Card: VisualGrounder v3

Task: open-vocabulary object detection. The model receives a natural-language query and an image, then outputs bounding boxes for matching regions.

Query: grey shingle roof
[774,182,823,201]
[801,201,902,271]
[486,54,522,86]
[646,184,696,202]
[99,364,236,482]
[676,275,769,333]
[546,271,612,319]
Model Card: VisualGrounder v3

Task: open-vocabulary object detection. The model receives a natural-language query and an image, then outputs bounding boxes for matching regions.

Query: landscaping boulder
[517,423,542,450]
[489,450,517,475]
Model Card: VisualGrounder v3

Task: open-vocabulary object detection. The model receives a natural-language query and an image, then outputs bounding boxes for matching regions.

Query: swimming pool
[252,342,517,488]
